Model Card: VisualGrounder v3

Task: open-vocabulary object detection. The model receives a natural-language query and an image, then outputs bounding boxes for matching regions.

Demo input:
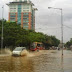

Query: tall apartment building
[7,0,37,30]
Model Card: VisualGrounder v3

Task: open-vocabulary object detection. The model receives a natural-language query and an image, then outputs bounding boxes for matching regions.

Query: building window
[23,23,28,25]
[23,10,29,12]
[23,20,29,22]
[17,4,21,24]
[10,13,16,15]
[23,18,29,20]
[10,18,15,19]
[10,10,16,12]
[10,15,16,17]
[23,13,29,15]
[23,15,29,17]
[23,7,29,9]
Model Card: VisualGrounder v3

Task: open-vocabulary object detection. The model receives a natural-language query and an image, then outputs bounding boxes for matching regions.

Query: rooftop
[7,1,34,6]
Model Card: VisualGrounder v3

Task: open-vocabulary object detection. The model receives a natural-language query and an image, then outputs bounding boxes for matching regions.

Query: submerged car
[12,47,26,56]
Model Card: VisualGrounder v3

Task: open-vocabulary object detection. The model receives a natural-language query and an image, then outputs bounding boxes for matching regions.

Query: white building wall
[21,4,32,12]
[29,5,32,13]
[9,4,18,12]
[10,0,32,13]
[9,4,32,13]
[16,5,18,12]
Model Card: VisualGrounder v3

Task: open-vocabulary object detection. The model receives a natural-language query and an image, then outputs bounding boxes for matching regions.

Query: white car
[12,47,26,56]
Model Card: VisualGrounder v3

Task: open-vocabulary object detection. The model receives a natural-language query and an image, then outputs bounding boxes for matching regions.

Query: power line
[64,25,72,30]
[36,26,61,30]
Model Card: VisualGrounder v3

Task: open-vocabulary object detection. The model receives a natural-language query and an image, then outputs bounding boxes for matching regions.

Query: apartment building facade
[7,0,37,30]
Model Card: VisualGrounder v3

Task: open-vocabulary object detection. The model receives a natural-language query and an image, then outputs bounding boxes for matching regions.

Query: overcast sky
[0,0,72,42]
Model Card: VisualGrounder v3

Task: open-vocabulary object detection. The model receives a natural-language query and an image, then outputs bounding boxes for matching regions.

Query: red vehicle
[30,42,44,51]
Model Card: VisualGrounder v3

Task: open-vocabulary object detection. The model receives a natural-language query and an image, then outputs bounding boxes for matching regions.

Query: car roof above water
[14,47,26,51]
[16,47,26,48]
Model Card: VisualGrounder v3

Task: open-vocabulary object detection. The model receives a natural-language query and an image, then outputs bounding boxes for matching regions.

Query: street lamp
[1,5,4,54]
[48,7,63,56]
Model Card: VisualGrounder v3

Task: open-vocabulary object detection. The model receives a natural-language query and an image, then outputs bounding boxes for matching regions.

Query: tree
[0,19,60,50]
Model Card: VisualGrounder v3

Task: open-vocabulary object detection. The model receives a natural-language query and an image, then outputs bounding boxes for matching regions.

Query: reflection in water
[61,56,64,72]
[0,56,12,72]
[0,50,72,72]
[0,56,34,72]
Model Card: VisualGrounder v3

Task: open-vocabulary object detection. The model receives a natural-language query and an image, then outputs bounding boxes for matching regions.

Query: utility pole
[61,9,63,56]
[1,5,4,54]
[48,7,63,56]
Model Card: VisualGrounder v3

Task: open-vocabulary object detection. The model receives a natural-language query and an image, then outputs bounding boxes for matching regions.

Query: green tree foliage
[0,20,60,50]
[65,38,72,49]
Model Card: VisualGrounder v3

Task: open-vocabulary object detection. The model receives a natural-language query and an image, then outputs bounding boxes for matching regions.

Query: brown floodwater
[0,50,72,72]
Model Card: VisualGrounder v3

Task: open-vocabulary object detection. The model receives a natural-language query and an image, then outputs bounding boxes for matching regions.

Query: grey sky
[0,0,72,42]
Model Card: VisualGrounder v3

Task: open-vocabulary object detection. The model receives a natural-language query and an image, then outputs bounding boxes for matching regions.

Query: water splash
[4,49,12,55]
[21,50,35,57]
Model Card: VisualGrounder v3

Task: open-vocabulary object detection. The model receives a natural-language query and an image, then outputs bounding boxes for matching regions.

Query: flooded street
[0,50,72,72]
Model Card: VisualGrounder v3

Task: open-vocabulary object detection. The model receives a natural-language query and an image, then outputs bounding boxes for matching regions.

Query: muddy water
[0,50,72,72]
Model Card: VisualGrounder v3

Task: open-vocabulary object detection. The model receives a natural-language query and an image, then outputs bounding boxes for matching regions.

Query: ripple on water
[0,50,72,72]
